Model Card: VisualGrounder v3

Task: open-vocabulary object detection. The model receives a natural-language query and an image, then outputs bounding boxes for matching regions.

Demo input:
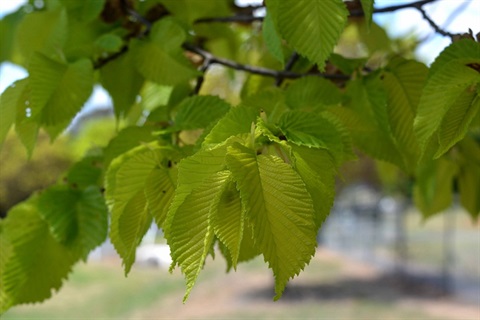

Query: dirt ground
[129,248,480,320]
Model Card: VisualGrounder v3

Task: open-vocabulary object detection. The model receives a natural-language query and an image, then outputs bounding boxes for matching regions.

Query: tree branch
[350,0,438,16]
[416,6,456,39]
[275,52,300,86]
[182,43,350,81]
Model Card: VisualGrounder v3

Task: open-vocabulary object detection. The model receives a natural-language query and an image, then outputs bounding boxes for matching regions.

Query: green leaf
[383,58,428,171]
[415,60,480,158]
[144,166,177,227]
[100,50,144,118]
[61,0,105,23]
[285,77,341,111]
[360,0,374,28]
[159,0,231,25]
[458,162,480,219]
[37,185,108,259]
[203,106,259,147]
[226,142,317,300]
[0,9,25,63]
[168,171,231,301]
[271,0,348,70]
[211,176,244,268]
[413,158,457,218]
[436,85,480,157]
[173,95,231,130]
[262,12,284,67]
[29,53,94,129]
[241,87,287,123]
[429,39,480,77]
[278,111,344,158]
[106,144,168,274]
[65,155,103,189]
[103,126,157,168]
[15,8,68,60]
[291,145,336,228]
[331,76,404,168]
[0,79,28,147]
[131,18,198,85]
[0,199,76,311]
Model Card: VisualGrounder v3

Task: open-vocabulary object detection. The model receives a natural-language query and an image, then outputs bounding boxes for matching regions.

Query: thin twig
[275,52,300,86]
[350,0,438,16]
[416,6,456,39]
[182,43,349,80]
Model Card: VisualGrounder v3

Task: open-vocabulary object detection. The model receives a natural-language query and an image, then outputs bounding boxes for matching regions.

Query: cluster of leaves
[0,0,479,312]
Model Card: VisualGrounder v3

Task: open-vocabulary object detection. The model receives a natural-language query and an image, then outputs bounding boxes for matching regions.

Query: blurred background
[1,0,479,319]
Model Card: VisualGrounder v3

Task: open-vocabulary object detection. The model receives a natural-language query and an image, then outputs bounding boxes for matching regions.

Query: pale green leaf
[278,111,343,156]
[29,53,94,128]
[100,50,144,117]
[211,176,244,268]
[226,143,317,300]
[106,144,167,274]
[290,145,336,228]
[145,166,177,227]
[429,39,480,77]
[203,106,258,147]
[65,155,103,189]
[0,199,76,311]
[169,171,231,301]
[37,185,108,259]
[272,0,348,70]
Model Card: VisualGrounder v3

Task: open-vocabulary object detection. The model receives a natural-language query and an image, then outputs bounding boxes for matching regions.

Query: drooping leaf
[131,18,198,85]
[65,155,103,189]
[100,50,144,118]
[0,79,28,147]
[262,12,285,67]
[37,185,108,259]
[290,145,337,228]
[211,176,244,268]
[429,39,480,77]
[226,142,317,300]
[29,53,94,130]
[383,57,428,171]
[360,0,374,29]
[271,0,348,70]
[144,166,177,227]
[106,144,168,274]
[15,8,68,61]
[168,171,231,301]
[413,158,457,218]
[414,60,480,158]
[0,199,76,311]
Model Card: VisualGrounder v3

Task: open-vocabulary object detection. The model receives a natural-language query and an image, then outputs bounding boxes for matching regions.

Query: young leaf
[106,144,167,274]
[270,0,348,70]
[360,0,375,29]
[168,171,231,301]
[226,142,317,300]
[211,176,244,268]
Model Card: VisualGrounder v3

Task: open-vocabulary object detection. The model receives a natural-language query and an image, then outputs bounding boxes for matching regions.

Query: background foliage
[0,0,479,312]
